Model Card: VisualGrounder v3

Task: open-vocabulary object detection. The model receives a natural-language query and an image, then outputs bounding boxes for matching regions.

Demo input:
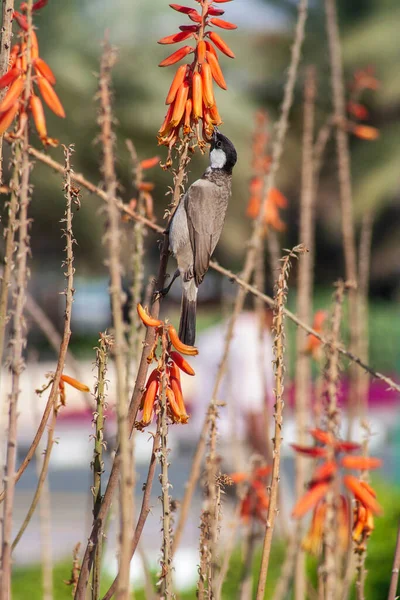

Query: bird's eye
[216,141,222,149]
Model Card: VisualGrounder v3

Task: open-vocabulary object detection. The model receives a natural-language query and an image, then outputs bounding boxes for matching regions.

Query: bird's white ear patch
[210,148,226,169]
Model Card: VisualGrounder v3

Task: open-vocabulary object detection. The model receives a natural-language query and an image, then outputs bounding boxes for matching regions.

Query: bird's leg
[154,269,180,300]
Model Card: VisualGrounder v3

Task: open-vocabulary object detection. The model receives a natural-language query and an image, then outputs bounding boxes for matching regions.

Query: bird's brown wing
[185,180,228,286]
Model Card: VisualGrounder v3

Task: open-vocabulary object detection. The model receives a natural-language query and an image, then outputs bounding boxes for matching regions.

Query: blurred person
[189,306,275,469]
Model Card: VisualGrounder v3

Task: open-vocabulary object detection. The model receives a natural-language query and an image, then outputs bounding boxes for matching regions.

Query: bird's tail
[179,278,197,346]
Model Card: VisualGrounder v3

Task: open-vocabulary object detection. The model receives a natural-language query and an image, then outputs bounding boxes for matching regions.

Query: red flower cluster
[246,112,288,232]
[157,1,236,161]
[291,428,382,555]
[231,464,272,524]
[0,2,65,146]
[135,304,198,429]
[347,66,379,142]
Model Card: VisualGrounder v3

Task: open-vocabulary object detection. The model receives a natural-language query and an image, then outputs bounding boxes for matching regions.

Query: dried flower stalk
[91,332,111,600]
[294,65,317,600]
[321,281,345,600]
[256,245,307,600]
[0,4,34,590]
[158,331,174,597]
[97,40,132,600]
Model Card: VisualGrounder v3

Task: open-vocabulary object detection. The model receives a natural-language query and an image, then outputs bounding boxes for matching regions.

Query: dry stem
[256,245,307,599]
[91,332,111,600]
[321,281,345,600]
[158,332,173,598]
[98,40,132,600]
[294,65,317,600]
[0,7,34,588]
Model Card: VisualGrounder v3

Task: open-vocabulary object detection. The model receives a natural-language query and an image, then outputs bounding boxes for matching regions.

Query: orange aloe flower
[291,428,383,523]
[350,124,379,141]
[157,0,237,162]
[304,309,327,360]
[231,464,272,524]
[302,496,349,556]
[135,305,197,428]
[0,2,65,145]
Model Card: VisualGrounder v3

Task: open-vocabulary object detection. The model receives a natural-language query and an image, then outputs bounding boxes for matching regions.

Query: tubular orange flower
[33,57,56,85]
[140,156,160,170]
[9,44,20,69]
[30,94,47,139]
[0,103,20,135]
[201,61,214,108]
[292,482,330,519]
[309,427,334,446]
[168,361,181,383]
[159,103,175,136]
[352,504,374,544]
[184,98,192,133]
[197,40,206,64]
[137,303,163,328]
[347,101,369,120]
[207,31,235,58]
[0,67,22,90]
[158,31,194,44]
[31,30,39,60]
[168,325,198,355]
[169,3,199,15]
[0,77,24,113]
[138,181,155,192]
[170,377,189,423]
[340,456,382,471]
[165,64,187,104]
[60,374,90,393]
[335,440,361,452]
[171,80,189,125]
[209,103,222,125]
[213,0,233,3]
[343,475,383,515]
[166,386,182,422]
[170,351,195,376]
[209,17,237,29]
[13,10,28,31]
[159,45,194,68]
[311,460,338,482]
[351,124,379,140]
[291,444,328,458]
[192,72,203,119]
[208,6,225,16]
[206,51,227,89]
[141,378,159,425]
[37,76,65,118]
[302,500,326,555]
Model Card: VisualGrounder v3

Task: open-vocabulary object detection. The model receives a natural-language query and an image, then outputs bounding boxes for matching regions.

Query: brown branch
[158,332,173,597]
[0,6,34,589]
[271,534,300,600]
[24,146,400,395]
[388,520,400,600]
[322,281,346,600]
[294,65,317,600]
[91,332,111,600]
[98,39,132,600]
[75,140,190,599]
[325,0,361,433]
[256,245,307,599]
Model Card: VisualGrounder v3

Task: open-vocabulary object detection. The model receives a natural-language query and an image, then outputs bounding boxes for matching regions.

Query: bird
[167,129,237,346]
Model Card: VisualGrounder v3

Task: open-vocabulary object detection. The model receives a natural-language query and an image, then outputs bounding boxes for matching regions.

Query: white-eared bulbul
[168,129,237,345]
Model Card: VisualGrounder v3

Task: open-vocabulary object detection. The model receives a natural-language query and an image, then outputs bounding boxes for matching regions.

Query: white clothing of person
[189,312,274,443]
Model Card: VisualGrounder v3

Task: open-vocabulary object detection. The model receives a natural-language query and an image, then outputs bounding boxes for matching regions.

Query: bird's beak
[213,126,219,141]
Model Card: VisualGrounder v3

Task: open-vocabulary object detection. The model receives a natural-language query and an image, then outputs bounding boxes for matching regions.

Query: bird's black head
[209,129,237,174]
